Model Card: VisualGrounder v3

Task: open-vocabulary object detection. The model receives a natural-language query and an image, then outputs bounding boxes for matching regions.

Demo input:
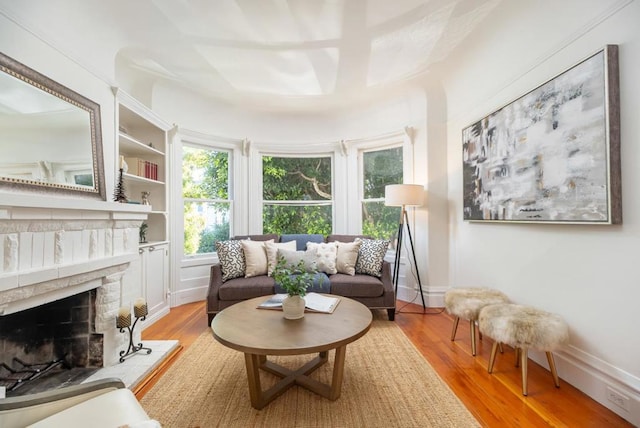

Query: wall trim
[171,285,208,307]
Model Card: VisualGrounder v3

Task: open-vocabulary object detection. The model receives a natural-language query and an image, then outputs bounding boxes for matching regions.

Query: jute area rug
[140,313,480,428]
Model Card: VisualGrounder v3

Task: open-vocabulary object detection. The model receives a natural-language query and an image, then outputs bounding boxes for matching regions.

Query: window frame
[259,152,335,235]
[343,130,414,235]
[359,145,404,239]
[178,132,242,263]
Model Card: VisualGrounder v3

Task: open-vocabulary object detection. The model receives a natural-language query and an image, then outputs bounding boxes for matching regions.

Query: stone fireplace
[0,194,150,392]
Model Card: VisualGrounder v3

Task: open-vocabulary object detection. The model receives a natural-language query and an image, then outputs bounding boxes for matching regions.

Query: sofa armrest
[380,260,394,294]
[207,264,224,322]
[0,378,125,428]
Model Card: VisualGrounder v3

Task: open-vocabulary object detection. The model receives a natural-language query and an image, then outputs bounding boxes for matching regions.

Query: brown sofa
[206,234,396,323]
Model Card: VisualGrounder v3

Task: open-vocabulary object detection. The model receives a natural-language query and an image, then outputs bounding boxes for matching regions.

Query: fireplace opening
[0,290,103,396]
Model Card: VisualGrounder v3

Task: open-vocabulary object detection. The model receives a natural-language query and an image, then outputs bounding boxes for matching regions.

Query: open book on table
[258,292,340,314]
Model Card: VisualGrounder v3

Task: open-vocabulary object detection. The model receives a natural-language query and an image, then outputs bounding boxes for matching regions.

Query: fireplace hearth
[0,195,150,396]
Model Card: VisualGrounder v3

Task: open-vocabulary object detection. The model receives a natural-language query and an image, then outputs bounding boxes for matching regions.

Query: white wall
[151,82,448,307]
[440,0,639,424]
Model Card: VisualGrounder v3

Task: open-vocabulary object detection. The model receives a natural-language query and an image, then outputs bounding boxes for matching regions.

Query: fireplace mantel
[0,193,152,216]
[0,194,150,315]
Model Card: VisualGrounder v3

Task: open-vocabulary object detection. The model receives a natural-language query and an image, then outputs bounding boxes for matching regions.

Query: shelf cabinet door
[142,244,169,318]
[141,243,170,325]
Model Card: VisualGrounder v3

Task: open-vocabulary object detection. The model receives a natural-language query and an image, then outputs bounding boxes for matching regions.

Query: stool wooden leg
[469,320,477,356]
[488,341,499,373]
[521,348,529,396]
[450,316,460,341]
[546,352,560,388]
[515,347,520,367]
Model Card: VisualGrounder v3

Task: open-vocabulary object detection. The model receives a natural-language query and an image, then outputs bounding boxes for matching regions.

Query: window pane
[263,156,332,201]
[183,146,229,200]
[263,204,332,235]
[184,201,230,255]
[363,147,403,199]
[362,201,400,240]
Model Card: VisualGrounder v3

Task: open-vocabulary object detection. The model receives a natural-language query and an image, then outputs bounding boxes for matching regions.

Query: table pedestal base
[244,347,347,409]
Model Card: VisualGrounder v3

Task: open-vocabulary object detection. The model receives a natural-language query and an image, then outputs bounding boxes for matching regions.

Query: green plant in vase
[139,222,148,243]
[271,255,320,319]
[272,256,314,297]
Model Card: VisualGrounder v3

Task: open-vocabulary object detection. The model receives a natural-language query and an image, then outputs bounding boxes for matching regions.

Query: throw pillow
[306,242,338,274]
[265,240,297,276]
[241,239,274,278]
[335,241,361,276]
[355,238,390,277]
[276,248,318,273]
[215,239,245,282]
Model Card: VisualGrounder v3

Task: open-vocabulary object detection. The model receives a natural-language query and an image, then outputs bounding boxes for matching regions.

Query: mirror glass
[0,52,105,199]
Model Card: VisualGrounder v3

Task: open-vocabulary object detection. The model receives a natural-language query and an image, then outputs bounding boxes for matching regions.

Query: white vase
[282,295,305,320]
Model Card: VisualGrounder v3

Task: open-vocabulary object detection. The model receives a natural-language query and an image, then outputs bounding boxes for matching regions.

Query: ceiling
[0,0,502,112]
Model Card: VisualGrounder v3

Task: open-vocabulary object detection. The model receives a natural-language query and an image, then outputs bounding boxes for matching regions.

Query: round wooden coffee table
[211,295,372,409]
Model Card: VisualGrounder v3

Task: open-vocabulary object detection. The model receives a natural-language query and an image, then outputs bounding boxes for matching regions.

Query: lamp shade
[384,184,424,207]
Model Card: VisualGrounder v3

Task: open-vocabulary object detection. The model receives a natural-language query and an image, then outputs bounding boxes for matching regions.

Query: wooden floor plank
[139,300,633,427]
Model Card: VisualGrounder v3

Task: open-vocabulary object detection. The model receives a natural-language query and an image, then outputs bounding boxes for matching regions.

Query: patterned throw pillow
[335,241,361,276]
[355,238,389,277]
[215,240,246,282]
[306,242,338,274]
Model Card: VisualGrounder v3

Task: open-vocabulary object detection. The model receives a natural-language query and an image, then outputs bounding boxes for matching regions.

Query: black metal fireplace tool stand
[118,314,152,363]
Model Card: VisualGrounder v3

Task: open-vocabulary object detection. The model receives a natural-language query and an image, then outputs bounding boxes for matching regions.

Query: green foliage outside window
[183,146,230,255]
[262,156,332,235]
[362,147,403,240]
[182,147,404,253]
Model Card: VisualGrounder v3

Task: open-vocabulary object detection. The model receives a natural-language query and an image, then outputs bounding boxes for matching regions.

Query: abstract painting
[462,45,621,224]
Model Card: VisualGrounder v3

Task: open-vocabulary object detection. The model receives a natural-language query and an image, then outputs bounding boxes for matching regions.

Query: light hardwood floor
[140,300,633,427]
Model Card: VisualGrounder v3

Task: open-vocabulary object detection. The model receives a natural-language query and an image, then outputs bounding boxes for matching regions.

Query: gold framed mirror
[0,51,105,199]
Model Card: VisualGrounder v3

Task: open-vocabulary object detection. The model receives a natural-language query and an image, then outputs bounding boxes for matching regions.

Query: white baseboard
[536,346,640,426]
[396,283,640,426]
[171,285,208,307]
[396,284,446,307]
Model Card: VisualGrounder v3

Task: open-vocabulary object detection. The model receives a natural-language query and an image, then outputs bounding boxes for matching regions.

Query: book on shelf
[124,157,158,180]
[257,292,340,314]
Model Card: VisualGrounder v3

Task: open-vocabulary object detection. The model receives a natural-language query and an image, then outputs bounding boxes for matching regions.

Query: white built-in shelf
[123,172,165,186]
[119,132,165,156]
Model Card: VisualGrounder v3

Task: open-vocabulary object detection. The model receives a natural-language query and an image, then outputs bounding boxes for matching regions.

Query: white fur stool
[444,287,509,356]
[479,303,569,396]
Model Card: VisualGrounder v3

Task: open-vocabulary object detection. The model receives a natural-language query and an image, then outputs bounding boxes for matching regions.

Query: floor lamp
[385,184,426,309]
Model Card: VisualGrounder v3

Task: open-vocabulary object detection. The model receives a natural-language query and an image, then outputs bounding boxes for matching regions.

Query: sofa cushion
[241,239,273,278]
[274,272,331,294]
[334,240,361,275]
[329,273,384,297]
[277,248,318,272]
[265,240,297,276]
[218,276,276,301]
[355,238,390,277]
[215,240,245,281]
[280,234,324,251]
[306,242,338,274]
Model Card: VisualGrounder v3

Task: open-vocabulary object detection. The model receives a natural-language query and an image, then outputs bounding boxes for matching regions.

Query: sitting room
[0,0,638,427]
